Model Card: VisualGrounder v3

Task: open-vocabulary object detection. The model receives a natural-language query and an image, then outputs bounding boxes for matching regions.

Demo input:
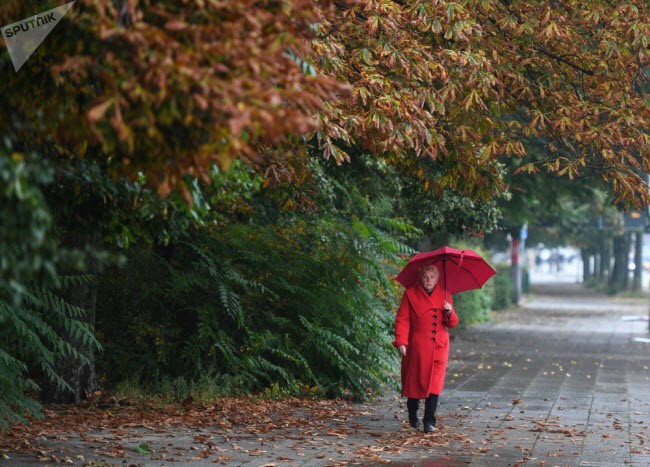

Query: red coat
[393,284,459,399]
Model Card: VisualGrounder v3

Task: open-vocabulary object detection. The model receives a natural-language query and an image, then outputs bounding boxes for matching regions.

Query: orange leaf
[87,100,114,123]
[165,20,188,31]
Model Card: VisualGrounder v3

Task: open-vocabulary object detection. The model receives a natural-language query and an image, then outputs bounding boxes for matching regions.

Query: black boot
[423,394,439,433]
[406,398,420,428]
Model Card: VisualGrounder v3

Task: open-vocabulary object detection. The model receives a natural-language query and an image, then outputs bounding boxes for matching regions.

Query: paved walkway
[437,283,650,466]
[2,282,650,466]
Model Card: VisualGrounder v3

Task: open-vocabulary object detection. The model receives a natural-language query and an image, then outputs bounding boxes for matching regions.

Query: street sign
[624,210,647,230]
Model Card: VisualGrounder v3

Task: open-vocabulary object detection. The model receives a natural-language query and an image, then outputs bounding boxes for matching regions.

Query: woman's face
[420,268,439,293]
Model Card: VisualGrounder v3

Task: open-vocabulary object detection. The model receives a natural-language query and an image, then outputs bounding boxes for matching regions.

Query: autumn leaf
[2,0,648,206]
[87,99,114,124]
[165,19,187,31]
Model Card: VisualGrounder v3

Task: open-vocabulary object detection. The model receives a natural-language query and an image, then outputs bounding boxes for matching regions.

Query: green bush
[490,263,513,310]
[0,154,102,429]
[452,288,491,326]
[0,277,102,429]
[96,161,418,400]
[97,216,404,400]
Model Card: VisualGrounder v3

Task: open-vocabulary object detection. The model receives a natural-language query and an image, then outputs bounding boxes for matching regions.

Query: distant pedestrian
[393,265,459,433]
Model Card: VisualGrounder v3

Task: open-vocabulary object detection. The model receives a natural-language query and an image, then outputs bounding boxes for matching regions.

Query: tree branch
[534,47,594,76]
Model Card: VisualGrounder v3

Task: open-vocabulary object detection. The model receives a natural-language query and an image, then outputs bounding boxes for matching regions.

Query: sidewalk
[2,282,650,466]
[438,282,650,466]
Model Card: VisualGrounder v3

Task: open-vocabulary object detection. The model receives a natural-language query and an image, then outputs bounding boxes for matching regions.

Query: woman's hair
[419,265,439,279]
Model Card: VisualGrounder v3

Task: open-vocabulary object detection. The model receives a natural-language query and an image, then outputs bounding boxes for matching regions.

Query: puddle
[632,337,650,343]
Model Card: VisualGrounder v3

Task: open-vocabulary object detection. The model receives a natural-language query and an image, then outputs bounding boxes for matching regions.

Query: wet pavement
[438,282,650,466]
[2,281,650,466]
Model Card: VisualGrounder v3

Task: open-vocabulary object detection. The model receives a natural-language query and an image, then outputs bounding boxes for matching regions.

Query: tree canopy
[313,0,649,205]
[1,0,648,205]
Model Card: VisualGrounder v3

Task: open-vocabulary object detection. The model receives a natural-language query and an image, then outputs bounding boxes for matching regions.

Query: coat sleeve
[443,295,459,329]
[393,292,410,347]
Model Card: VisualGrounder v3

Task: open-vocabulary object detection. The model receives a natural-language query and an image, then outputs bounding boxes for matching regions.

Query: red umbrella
[395,246,496,294]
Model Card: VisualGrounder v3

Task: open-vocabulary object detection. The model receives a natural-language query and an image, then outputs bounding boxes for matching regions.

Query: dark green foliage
[398,160,501,242]
[490,264,513,310]
[0,277,102,428]
[96,160,415,399]
[452,288,492,326]
[0,151,103,427]
[0,153,57,304]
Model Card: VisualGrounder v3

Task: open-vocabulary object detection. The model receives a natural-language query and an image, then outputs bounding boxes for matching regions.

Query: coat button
[432,330,437,334]
[432,337,436,342]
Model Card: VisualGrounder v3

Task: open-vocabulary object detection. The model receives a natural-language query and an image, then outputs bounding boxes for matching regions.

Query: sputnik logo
[1,1,75,72]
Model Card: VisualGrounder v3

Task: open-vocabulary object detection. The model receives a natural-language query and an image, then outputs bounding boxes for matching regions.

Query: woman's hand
[443,301,452,315]
[398,345,407,357]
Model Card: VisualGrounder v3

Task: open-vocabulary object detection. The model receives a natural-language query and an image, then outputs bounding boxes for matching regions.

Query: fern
[95,155,415,400]
[0,276,102,430]
[217,284,244,328]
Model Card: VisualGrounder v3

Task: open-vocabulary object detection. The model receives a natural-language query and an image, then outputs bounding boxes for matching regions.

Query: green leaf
[131,444,153,455]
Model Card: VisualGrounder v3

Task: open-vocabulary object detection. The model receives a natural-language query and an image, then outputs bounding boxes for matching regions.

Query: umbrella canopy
[395,246,496,294]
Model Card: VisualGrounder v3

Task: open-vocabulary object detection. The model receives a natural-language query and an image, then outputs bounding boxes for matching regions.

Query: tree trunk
[41,235,99,404]
[581,249,591,282]
[598,236,610,282]
[593,252,600,282]
[596,237,609,283]
[608,233,629,293]
[510,233,521,305]
[632,231,643,292]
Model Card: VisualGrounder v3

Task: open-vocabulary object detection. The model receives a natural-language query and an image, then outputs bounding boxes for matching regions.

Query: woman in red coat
[393,265,459,433]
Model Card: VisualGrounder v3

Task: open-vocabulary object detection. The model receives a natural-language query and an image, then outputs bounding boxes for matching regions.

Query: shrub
[490,263,513,310]
[96,161,419,400]
[0,278,102,429]
[452,288,491,326]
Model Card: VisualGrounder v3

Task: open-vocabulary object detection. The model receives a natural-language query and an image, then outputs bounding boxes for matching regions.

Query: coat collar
[405,283,445,317]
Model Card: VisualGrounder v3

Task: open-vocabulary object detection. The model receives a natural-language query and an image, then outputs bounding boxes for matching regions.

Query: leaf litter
[0,395,476,465]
